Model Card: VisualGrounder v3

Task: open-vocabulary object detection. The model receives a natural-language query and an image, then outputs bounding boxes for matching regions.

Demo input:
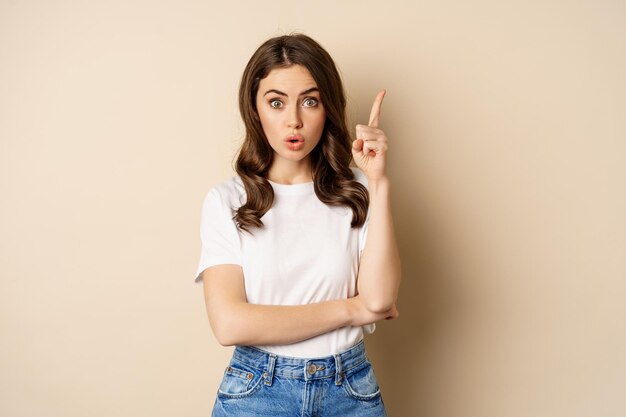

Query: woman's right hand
[347,294,399,327]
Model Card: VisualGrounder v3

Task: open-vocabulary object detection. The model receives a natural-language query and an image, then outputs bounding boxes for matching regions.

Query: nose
[287,106,302,129]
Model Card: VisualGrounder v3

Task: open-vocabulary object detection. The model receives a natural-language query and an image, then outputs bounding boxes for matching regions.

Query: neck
[267,158,313,185]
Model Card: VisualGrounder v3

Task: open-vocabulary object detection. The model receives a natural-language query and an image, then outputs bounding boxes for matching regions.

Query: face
[255,65,326,174]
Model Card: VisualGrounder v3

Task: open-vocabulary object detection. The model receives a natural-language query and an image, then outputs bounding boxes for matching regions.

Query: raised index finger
[368,89,386,128]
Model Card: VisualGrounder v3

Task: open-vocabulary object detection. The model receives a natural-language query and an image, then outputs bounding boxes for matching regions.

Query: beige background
[1,0,625,416]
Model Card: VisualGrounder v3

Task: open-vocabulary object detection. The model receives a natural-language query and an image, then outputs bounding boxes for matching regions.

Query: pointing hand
[352,90,389,181]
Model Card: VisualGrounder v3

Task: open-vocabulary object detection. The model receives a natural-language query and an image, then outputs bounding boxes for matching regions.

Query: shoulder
[202,175,246,210]
[350,167,369,189]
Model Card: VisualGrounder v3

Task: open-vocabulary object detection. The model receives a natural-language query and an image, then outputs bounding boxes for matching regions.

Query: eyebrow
[263,87,319,97]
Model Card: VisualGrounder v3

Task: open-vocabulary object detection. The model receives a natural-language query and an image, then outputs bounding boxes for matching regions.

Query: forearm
[211,298,353,347]
[357,176,402,312]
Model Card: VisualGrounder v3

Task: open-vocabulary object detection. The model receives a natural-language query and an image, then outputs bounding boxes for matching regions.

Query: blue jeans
[211,340,386,416]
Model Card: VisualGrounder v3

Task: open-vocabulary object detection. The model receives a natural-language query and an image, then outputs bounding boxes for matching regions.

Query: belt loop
[334,353,343,386]
[264,354,276,386]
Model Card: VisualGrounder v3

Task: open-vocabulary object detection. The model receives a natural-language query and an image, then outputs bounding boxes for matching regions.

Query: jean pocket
[342,360,382,401]
[217,362,263,399]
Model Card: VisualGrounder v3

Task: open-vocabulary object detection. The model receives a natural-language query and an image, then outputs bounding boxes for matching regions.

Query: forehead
[258,65,317,92]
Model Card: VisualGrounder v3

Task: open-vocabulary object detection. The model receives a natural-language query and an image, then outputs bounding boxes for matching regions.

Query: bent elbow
[211,316,242,347]
[213,323,244,347]
[215,332,237,347]
[364,298,396,314]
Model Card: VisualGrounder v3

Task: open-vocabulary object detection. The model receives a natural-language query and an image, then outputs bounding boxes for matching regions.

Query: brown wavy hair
[234,33,369,233]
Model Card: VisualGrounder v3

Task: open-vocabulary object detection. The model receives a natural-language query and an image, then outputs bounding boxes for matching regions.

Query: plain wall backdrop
[1,1,625,416]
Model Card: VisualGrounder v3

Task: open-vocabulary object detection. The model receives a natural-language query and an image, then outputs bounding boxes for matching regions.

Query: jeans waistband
[231,340,368,386]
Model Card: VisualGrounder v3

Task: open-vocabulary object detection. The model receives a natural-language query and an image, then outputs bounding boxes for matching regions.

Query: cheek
[304,108,325,127]
[257,109,278,134]
[313,112,327,134]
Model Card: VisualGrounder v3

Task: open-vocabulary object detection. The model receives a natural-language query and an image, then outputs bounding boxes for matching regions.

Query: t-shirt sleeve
[353,168,370,256]
[194,187,242,283]
[358,211,370,256]
[353,168,375,334]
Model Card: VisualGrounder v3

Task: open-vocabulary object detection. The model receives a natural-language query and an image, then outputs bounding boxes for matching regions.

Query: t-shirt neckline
[268,179,314,196]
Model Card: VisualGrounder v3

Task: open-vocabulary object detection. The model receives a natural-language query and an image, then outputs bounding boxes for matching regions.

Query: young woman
[195,33,401,417]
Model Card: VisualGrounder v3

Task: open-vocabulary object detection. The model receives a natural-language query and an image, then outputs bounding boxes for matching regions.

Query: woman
[195,33,401,417]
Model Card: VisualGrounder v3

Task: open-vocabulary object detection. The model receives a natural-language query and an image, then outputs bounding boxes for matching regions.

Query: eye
[269,99,283,109]
[303,97,319,107]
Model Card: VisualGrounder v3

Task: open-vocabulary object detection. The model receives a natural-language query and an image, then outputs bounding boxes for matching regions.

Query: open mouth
[285,136,305,150]
[286,134,304,143]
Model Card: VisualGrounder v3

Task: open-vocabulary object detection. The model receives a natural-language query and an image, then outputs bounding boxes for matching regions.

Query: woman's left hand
[352,90,389,182]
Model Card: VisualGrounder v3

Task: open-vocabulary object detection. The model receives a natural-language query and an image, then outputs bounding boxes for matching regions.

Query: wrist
[367,176,390,194]
[345,297,357,327]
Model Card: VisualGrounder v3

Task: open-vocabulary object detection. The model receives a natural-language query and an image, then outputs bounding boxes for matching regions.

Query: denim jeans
[211,340,386,416]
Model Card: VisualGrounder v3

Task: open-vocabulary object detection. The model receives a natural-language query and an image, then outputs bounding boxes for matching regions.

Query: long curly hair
[234,33,369,233]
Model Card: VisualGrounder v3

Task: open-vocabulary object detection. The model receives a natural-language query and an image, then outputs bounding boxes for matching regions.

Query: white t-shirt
[195,167,374,358]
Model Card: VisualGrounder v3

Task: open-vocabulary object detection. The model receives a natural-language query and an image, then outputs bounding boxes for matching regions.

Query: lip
[285,134,305,151]
[285,134,304,143]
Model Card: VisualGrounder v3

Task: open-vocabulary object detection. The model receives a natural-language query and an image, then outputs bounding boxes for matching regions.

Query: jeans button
[307,364,317,375]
